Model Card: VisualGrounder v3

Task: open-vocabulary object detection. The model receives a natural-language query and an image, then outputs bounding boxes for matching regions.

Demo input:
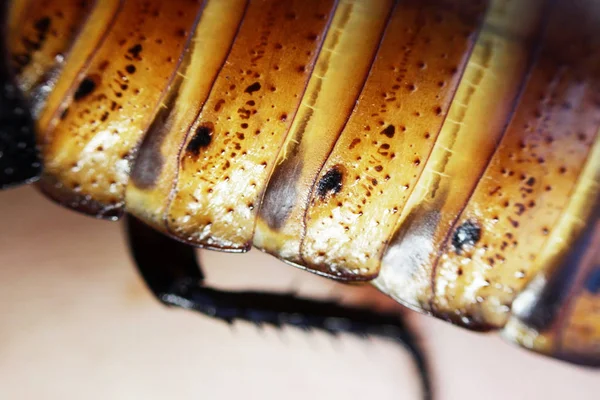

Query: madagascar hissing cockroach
[0,0,598,396]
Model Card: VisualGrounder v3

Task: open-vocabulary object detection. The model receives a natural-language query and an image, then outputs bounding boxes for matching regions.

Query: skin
[0,186,598,400]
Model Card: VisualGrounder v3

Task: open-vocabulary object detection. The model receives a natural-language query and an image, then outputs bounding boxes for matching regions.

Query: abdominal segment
[7,0,600,360]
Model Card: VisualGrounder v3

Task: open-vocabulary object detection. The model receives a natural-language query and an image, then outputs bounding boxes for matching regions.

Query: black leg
[0,2,41,190]
[125,215,433,400]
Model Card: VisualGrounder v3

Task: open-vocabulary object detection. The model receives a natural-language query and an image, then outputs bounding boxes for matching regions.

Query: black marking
[381,124,395,138]
[525,177,536,187]
[125,64,136,74]
[127,43,143,59]
[244,82,261,94]
[125,215,433,400]
[73,76,97,101]
[452,220,481,254]
[317,166,343,198]
[11,15,52,72]
[34,17,51,34]
[12,54,31,70]
[0,2,41,189]
[186,123,213,156]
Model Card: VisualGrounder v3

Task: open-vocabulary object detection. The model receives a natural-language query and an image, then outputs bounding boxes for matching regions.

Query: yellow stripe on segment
[374,0,548,312]
[125,0,248,231]
[254,0,395,266]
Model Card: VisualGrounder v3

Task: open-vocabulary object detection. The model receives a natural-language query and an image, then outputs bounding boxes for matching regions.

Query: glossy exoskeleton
[1,3,598,397]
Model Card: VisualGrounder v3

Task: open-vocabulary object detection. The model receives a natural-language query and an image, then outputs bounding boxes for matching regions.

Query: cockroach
[1,0,598,397]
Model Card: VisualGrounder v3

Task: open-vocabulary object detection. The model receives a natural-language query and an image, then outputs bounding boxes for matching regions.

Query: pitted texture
[165,0,337,251]
[7,0,600,365]
[300,0,488,279]
[8,0,94,115]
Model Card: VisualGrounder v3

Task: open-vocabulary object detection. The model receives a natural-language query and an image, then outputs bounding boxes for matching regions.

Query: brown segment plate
[166,0,337,251]
[9,0,600,366]
[34,0,123,134]
[503,215,600,366]
[559,266,600,366]
[502,135,600,365]
[125,0,248,232]
[254,0,395,267]
[8,0,95,114]
[6,0,31,49]
[38,0,204,219]
[431,0,600,329]
[300,0,489,279]
[374,0,548,313]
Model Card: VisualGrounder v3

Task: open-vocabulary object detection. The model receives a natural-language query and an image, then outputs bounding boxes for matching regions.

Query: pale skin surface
[0,187,597,400]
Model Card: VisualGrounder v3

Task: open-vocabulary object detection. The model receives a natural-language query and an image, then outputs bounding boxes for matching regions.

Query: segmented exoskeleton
[1,0,598,389]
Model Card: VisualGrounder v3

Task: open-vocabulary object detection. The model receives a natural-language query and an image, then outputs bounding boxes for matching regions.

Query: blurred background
[0,186,597,399]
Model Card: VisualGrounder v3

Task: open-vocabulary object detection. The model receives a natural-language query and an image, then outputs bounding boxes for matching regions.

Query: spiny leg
[125,215,433,400]
[0,2,41,189]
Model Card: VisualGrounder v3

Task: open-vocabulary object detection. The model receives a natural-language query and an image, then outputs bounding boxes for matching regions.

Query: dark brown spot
[514,203,526,216]
[349,138,361,150]
[214,99,225,112]
[34,17,51,33]
[381,125,395,138]
[244,82,261,94]
[127,43,143,59]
